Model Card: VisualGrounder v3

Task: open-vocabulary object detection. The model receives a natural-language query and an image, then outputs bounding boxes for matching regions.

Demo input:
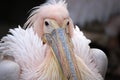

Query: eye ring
[45,21,49,26]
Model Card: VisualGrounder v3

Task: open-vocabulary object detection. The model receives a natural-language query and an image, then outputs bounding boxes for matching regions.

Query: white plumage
[0,0,107,80]
[0,26,107,80]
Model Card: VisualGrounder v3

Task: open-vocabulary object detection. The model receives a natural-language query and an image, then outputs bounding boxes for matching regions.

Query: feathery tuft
[0,26,104,80]
[24,0,68,28]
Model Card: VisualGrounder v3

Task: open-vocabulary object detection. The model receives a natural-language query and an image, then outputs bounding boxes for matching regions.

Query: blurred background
[0,0,120,80]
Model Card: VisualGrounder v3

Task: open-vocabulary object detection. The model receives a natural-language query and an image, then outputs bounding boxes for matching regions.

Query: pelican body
[0,0,107,80]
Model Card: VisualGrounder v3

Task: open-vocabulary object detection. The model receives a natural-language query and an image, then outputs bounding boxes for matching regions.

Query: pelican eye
[45,21,49,26]
[67,21,69,26]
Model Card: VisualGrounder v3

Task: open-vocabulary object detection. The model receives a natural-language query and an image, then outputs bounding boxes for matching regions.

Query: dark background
[0,0,46,25]
[0,0,46,38]
[0,0,120,80]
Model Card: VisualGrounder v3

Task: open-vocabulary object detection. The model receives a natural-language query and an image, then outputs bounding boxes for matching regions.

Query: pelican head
[42,19,81,79]
[24,0,81,79]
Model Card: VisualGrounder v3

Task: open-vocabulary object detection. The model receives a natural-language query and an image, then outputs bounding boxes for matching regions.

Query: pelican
[0,0,108,80]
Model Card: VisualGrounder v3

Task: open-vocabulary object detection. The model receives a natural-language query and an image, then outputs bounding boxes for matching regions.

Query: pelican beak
[43,27,81,80]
